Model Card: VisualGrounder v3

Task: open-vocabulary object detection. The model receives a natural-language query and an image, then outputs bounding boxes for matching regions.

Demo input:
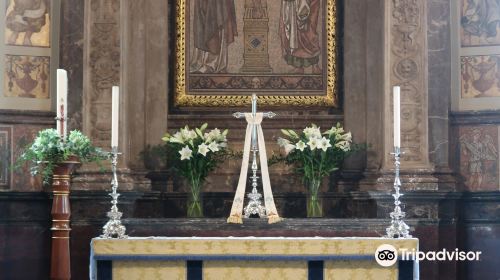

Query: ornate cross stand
[233,94,276,218]
[386,147,411,238]
[101,146,128,238]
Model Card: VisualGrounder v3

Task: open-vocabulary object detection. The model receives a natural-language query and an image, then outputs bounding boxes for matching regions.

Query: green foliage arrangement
[17,128,108,184]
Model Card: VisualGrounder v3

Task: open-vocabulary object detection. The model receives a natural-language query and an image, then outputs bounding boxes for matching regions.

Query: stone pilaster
[359,0,438,191]
[385,0,437,190]
[78,0,125,190]
[386,0,430,168]
[83,0,120,149]
[79,0,168,190]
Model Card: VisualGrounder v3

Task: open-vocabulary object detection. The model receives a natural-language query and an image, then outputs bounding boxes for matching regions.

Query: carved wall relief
[389,0,431,168]
[83,0,120,148]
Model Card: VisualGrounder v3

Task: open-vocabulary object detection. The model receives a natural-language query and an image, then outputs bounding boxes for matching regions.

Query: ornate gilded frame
[174,0,338,107]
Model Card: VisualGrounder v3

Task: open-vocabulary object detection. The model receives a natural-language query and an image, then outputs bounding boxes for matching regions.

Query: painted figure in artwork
[279,0,322,74]
[462,0,500,43]
[6,0,49,46]
[190,0,238,74]
[460,129,498,190]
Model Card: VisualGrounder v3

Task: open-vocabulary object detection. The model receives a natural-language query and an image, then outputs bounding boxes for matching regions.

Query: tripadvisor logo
[375,244,398,267]
[375,244,482,266]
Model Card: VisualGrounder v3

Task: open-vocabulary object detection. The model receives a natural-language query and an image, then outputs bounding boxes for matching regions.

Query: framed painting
[460,0,500,47]
[173,0,338,107]
[0,0,59,111]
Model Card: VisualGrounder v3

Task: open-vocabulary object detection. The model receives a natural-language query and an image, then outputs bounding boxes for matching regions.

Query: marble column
[341,0,368,190]
[427,0,455,190]
[120,0,169,170]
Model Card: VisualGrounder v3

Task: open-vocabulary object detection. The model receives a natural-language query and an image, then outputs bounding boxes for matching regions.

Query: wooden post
[50,157,79,280]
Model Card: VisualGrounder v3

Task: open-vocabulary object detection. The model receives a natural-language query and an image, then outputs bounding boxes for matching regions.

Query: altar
[90,236,418,280]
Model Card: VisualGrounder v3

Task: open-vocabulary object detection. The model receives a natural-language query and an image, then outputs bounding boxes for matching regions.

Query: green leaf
[195,128,203,137]
[288,129,300,139]
[280,129,290,137]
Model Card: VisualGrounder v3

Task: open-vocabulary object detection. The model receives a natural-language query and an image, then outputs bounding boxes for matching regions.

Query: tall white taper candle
[56,69,68,140]
[111,86,119,148]
[393,86,401,147]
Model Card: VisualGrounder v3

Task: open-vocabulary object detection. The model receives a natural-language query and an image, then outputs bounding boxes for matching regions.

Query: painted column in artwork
[240,0,272,73]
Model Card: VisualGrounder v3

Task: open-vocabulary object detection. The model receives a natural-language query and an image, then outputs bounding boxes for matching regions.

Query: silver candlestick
[386,146,411,238]
[243,148,267,218]
[101,146,128,239]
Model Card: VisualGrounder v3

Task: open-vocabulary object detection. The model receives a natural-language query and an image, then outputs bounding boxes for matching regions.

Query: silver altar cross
[233,94,276,218]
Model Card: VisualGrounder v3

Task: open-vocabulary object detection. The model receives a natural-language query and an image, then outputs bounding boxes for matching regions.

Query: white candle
[251,94,257,148]
[111,86,119,148]
[251,94,257,116]
[393,86,401,148]
[56,69,68,140]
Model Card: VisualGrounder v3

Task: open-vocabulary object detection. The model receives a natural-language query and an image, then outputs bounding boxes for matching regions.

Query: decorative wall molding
[451,110,500,125]
[0,110,55,125]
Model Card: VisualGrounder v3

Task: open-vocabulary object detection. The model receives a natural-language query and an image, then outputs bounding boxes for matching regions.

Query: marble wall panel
[0,125,12,189]
[12,124,44,191]
[462,225,500,279]
[458,125,499,191]
[0,123,50,191]
[427,0,451,170]
[60,0,84,131]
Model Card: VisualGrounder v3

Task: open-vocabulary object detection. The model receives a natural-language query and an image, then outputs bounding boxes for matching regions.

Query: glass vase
[306,177,323,218]
[187,177,203,218]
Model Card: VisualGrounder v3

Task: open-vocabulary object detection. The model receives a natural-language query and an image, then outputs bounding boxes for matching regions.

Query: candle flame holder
[243,148,267,218]
[101,146,128,239]
[385,146,411,238]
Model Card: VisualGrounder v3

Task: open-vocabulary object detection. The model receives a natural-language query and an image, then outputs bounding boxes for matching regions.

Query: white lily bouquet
[277,123,353,217]
[162,123,229,217]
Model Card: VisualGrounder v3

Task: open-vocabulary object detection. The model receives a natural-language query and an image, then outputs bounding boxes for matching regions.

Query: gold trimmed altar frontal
[90,237,419,280]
